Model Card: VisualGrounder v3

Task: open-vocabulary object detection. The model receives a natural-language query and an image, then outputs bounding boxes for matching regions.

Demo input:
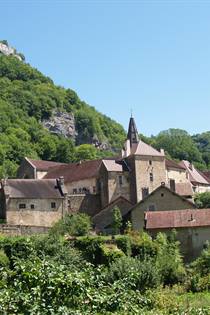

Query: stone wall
[148,226,210,262]
[135,156,166,202]
[0,224,50,236]
[68,194,101,217]
[66,178,98,195]
[166,168,188,184]
[6,198,64,227]
[17,158,35,179]
[107,171,130,204]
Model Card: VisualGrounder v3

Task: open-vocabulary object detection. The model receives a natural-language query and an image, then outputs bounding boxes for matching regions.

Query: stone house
[130,184,196,231]
[92,196,132,233]
[17,116,198,218]
[165,159,189,187]
[145,209,210,260]
[179,160,210,194]
[17,157,66,179]
[0,178,68,232]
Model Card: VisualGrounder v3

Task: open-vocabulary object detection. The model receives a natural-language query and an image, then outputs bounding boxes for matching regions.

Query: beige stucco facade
[66,178,98,195]
[6,198,64,227]
[131,186,195,231]
[166,168,188,183]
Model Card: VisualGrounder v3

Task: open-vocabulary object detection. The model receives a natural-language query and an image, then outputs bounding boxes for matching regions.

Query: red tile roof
[131,140,164,157]
[145,209,210,230]
[179,160,209,185]
[166,159,186,170]
[27,158,66,171]
[200,171,210,184]
[44,159,102,183]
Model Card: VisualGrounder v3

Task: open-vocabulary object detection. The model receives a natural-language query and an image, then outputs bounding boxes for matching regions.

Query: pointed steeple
[127,116,139,145]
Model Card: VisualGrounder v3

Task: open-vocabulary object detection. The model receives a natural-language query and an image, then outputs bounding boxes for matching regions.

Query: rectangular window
[142,187,149,199]
[150,172,154,182]
[73,188,77,194]
[19,204,26,209]
[149,160,152,166]
[51,202,56,209]
[119,175,123,186]
[169,179,175,192]
[93,186,96,193]
[30,204,35,210]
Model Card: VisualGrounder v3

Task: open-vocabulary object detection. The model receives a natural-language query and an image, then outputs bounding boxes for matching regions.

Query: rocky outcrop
[0,42,24,61]
[42,111,77,140]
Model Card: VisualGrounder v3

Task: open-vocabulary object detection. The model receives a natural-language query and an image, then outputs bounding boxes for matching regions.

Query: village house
[6,116,209,244]
[0,178,68,233]
[17,157,66,179]
[93,184,196,233]
[16,116,206,218]
[179,160,210,193]
[145,209,210,260]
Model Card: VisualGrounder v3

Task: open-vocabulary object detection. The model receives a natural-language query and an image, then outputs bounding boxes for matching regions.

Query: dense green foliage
[1,45,210,179]
[0,230,209,314]
[194,192,210,208]
[0,53,125,177]
[50,213,92,237]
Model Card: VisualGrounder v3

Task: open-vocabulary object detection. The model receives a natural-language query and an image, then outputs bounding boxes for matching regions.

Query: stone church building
[1,116,209,235]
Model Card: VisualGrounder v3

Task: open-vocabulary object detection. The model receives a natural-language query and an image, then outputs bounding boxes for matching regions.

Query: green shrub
[50,213,92,237]
[0,249,9,267]
[0,236,34,268]
[155,233,186,285]
[190,245,210,276]
[100,243,125,265]
[106,256,161,292]
[130,232,158,259]
[115,235,132,256]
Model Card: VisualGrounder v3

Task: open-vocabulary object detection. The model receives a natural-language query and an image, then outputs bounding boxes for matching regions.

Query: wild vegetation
[0,213,209,314]
[0,46,210,179]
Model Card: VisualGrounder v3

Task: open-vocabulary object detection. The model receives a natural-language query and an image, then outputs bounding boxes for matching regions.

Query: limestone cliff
[42,111,77,140]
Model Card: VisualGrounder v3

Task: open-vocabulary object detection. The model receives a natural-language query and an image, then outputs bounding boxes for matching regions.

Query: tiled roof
[175,182,193,196]
[131,140,164,157]
[27,158,66,171]
[145,209,210,230]
[44,159,102,183]
[102,159,123,172]
[166,159,186,170]
[3,179,63,199]
[179,160,209,185]
[200,171,210,184]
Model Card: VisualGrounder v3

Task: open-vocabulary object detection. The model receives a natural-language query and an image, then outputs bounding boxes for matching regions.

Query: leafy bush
[106,256,161,292]
[194,192,210,208]
[0,249,9,267]
[50,213,92,237]
[155,233,186,285]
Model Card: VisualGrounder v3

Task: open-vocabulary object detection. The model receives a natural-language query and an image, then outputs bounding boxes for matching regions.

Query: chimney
[160,148,165,155]
[58,176,64,187]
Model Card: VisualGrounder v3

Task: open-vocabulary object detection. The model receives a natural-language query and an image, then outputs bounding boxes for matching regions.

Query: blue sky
[1,0,210,136]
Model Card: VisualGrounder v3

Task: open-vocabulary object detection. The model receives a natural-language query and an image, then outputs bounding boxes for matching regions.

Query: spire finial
[127,114,139,145]
[131,108,133,118]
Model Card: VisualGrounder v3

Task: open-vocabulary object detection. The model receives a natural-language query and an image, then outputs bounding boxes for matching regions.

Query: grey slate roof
[3,179,63,199]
